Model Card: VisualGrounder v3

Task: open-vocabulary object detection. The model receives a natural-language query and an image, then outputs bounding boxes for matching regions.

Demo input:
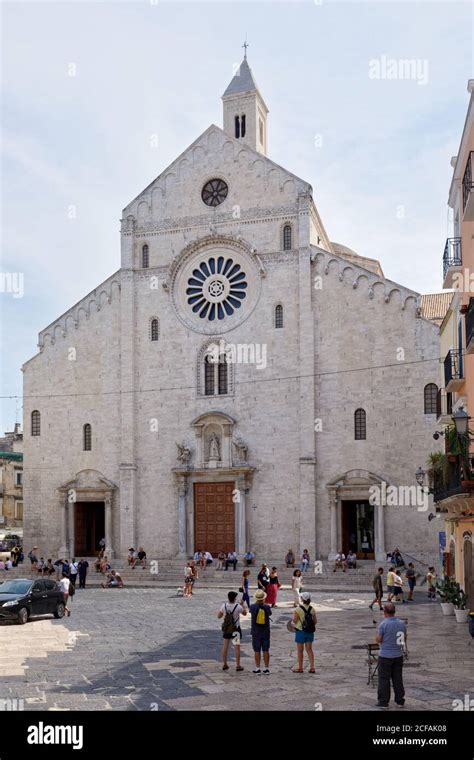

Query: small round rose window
[186,256,247,320]
[201,178,228,207]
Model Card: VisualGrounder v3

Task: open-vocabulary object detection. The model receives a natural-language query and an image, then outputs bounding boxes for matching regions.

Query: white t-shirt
[293,576,302,590]
[220,602,243,625]
[69,563,78,575]
[59,578,70,593]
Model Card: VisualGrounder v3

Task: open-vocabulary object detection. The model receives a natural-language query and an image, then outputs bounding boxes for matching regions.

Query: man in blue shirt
[375,602,407,708]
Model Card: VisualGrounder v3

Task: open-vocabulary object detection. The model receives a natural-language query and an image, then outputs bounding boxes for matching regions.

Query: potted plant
[436,576,457,615]
[453,586,470,623]
[426,451,450,491]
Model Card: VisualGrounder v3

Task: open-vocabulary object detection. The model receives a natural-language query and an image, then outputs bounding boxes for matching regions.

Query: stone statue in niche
[176,442,192,465]
[208,433,220,461]
[232,437,248,463]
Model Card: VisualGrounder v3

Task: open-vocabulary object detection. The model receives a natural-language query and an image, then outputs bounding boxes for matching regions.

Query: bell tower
[222,47,269,156]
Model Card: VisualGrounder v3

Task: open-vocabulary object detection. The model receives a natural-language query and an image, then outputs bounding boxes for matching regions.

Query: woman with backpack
[217,591,248,671]
[292,591,317,673]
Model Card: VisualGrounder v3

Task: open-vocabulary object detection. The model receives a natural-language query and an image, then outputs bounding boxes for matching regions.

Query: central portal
[194,482,235,555]
[74,502,105,556]
[341,500,375,559]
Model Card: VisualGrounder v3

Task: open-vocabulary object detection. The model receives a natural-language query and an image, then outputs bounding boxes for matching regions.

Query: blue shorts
[252,631,270,652]
[295,630,315,644]
[387,585,395,594]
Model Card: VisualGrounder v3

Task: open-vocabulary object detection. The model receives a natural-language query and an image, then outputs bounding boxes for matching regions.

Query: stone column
[59,496,68,558]
[177,477,187,558]
[328,489,338,561]
[236,475,247,554]
[68,500,75,559]
[105,494,114,559]
[375,502,386,561]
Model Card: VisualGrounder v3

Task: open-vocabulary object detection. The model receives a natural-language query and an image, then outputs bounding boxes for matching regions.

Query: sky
[0,0,473,434]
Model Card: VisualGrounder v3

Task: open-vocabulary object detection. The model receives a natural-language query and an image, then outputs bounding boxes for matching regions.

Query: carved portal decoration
[176,442,192,465]
[232,437,248,463]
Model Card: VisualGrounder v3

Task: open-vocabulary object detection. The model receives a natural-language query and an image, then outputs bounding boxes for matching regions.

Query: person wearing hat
[249,589,272,674]
[292,591,317,673]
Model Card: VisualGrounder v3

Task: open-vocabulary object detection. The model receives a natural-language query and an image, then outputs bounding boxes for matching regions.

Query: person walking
[292,591,317,673]
[386,567,396,602]
[249,589,272,675]
[184,562,194,597]
[265,567,281,608]
[59,574,72,616]
[405,563,416,601]
[240,569,251,608]
[217,591,248,672]
[375,602,407,709]
[78,558,89,589]
[69,558,78,587]
[426,567,437,600]
[393,571,405,604]
[292,569,303,607]
[369,567,384,610]
[257,564,269,592]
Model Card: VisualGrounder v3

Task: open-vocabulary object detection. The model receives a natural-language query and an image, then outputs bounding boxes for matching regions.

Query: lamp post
[452,407,471,480]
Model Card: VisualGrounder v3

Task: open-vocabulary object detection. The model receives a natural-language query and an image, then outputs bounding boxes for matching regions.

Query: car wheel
[54,603,65,619]
[17,607,29,625]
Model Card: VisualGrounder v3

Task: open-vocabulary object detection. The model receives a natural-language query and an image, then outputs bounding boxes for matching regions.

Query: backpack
[221,604,238,635]
[256,606,267,626]
[68,581,75,597]
[299,605,315,633]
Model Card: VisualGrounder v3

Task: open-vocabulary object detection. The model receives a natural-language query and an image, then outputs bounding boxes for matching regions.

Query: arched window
[204,353,229,396]
[241,114,246,137]
[205,355,215,396]
[31,410,41,436]
[275,304,284,328]
[150,318,159,342]
[142,244,149,268]
[354,409,366,440]
[83,424,92,451]
[234,115,240,139]
[283,224,292,251]
[218,360,228,395]
[424,383,438,414]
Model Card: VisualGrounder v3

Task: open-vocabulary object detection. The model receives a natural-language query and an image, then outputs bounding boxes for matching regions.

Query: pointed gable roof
[222,57,261,99]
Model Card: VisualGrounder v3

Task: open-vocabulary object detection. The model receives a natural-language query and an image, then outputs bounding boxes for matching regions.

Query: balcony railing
[436,388,453,420]
[442,237,462,280]
[444,348,463,390]
[433,456,474,503]
[462,151,474,216]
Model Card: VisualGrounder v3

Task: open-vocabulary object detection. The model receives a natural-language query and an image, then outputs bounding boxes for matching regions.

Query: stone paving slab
[0,587,472,712]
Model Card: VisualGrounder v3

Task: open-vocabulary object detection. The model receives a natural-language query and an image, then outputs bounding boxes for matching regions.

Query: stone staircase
[0,558,393,593]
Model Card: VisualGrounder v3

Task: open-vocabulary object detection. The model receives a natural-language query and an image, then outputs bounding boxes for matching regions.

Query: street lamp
[452,406,469,436]
[415,466,425,487]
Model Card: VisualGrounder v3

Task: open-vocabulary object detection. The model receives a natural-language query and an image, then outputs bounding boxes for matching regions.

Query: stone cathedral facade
[23,57,443,563]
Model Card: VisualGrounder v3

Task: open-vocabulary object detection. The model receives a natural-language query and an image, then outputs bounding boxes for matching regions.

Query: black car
[0,578,65,624]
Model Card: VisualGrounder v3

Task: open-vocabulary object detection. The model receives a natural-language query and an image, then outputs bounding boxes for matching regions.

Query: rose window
[186,256,248,321]
[201,178,228,207]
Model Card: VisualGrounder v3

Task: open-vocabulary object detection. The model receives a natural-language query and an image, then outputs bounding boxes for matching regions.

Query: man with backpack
[292,591,317,673]
[217,591,248,672]
[249,589,272,674]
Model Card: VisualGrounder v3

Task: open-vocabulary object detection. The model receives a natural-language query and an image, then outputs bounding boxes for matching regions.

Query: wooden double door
[194,482,235,556]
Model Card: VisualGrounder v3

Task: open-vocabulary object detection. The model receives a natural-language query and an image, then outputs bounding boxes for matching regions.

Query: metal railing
[462,151,474,213]
[442,237,462,279]
[444,348,463,387]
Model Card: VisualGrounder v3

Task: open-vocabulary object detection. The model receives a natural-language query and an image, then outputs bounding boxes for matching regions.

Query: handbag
[238,587,243,593]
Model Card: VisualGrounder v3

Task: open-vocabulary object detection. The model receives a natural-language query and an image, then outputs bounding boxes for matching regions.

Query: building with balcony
[0,425,23,531]
[437,79,474,605]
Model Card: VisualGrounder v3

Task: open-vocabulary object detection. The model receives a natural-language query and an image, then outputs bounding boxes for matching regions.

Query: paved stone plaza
[0,587,472,712]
